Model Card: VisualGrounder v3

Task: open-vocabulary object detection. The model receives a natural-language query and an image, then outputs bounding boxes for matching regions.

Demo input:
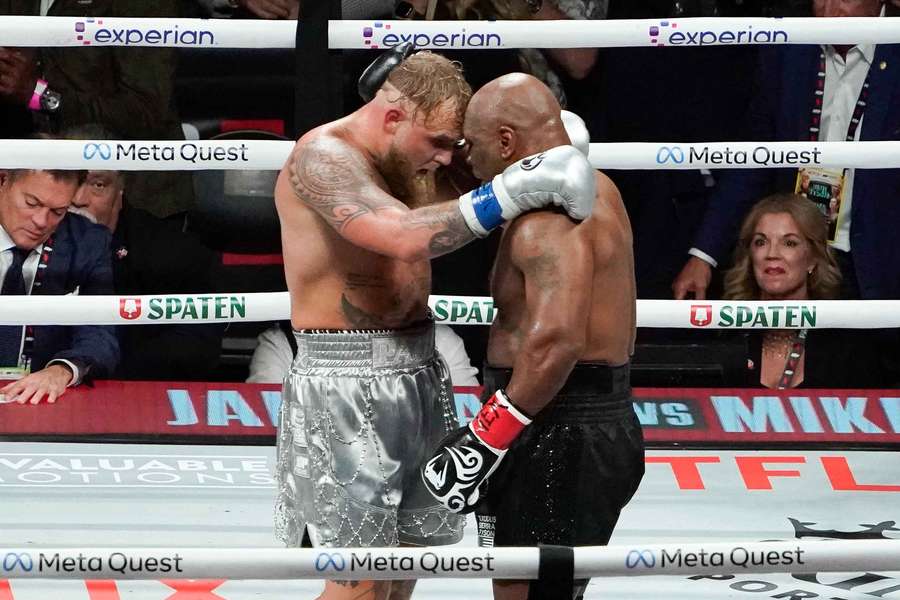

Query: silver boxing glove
[561,110,591,158]
[458,144,596,238]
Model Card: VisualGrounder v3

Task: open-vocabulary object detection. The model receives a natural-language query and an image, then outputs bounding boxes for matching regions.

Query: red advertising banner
[0,381,897,444]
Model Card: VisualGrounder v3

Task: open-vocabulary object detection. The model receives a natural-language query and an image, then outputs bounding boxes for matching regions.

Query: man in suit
[0,0,193,221]
[68,156,223,381]
[0,169,119,404]
[673,0,900,301]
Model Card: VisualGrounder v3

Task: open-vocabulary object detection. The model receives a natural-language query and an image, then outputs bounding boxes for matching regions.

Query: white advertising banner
[0,443,896,598]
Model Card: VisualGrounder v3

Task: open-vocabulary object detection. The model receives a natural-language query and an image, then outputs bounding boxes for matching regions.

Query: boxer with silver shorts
[274,322,463,549]
[273,44,596,599]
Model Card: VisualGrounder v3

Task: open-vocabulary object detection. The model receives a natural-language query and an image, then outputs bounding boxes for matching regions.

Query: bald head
[463,74,571,179]
[469,73,562,139]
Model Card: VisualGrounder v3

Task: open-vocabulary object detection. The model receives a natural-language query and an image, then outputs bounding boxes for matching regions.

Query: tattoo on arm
[407,203,476,257]
[520,250,561,287]
[288,139,375,231]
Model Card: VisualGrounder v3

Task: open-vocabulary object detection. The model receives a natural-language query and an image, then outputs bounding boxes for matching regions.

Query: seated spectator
[65,125,223,381]
[0,168,119,404]
[722,194,885,389]
[248,322,480,385]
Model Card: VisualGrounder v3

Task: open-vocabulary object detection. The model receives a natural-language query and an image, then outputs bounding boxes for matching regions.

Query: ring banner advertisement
[6,139,900,172]
[1,381,897,445]
[2,294,900,329]
[0,444,895,598]
[2,16,900,49]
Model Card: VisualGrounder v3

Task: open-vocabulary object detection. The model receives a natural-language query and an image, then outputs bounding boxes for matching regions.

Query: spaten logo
[83,143,112,161]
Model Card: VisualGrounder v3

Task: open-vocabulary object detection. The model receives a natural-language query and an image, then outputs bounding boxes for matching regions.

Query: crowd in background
[1,0,899,400]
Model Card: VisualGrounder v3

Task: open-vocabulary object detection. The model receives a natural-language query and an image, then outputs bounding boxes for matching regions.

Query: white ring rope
[4,139,900,171]
[1,16,900,49]
[0,540,897,580]
[1,294,898,329]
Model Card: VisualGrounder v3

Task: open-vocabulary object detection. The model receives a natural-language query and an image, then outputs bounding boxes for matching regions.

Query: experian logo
[83,143,112,161]
[362,22,501,49]
[649,20,788,47]
[74,18,216,47]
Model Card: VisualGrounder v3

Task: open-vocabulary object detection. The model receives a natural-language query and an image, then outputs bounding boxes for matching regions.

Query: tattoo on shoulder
[288,138,375,231]
[520,250,561,287]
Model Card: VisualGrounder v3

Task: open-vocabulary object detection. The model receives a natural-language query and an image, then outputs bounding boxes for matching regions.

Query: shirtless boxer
[422,74,646,600]
[273,47,596,600]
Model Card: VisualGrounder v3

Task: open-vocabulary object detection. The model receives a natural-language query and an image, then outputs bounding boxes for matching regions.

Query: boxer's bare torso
[275,122,442,330]
[488,171,636,367]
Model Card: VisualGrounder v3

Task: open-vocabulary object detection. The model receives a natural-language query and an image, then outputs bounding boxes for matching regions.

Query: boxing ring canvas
[0,440,896,600]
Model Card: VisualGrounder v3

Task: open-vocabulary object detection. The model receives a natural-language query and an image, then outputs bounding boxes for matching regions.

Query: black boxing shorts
[475,363,645,549]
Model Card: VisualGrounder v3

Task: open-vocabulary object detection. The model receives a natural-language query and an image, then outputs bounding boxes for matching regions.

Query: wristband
[28,79,48,112]
[459,181,503,237]
[470,389,532,451]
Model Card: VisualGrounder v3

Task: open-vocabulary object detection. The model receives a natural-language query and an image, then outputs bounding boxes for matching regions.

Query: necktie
[0,247,30,367]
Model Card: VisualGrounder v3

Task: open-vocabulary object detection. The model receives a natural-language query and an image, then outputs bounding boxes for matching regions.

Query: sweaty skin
[463,72,637,600]
[488,174,636,415]
[274,89,475,331]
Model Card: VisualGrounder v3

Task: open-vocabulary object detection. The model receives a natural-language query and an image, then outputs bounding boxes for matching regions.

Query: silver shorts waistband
[292,321,436,371]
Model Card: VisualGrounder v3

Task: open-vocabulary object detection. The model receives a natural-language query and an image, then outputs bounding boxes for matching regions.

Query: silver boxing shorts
[274,321,465,548]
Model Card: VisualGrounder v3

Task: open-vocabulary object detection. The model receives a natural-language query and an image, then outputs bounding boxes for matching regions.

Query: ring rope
[4,139,900,171]
[1,16,900,49]
[0,540,896,580]
[0,294,897,329]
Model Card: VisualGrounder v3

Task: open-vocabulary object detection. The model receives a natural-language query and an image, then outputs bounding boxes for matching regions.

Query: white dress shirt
[0,225,79,383]
[820,39,876,252]
[0,226,41,294]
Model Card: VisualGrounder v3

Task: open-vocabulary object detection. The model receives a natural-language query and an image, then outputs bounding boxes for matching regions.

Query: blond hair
[723,193,842,300]
[386,51,471,129]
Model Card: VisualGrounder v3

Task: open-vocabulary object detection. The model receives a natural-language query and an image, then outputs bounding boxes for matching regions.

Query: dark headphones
[357,41,416,103]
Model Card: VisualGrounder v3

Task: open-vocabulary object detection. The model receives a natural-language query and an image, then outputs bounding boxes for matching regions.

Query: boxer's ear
[383,107,405,134]
[498,125,516,161]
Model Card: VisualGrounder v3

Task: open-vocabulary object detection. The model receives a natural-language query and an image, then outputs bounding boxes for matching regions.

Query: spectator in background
[722,194,885,388]
[0,1,194,222]
[673,0,900,301]
[247,321,480,385]
[440,0,603,106]
[65,125,223,381]
[0,168,118,404]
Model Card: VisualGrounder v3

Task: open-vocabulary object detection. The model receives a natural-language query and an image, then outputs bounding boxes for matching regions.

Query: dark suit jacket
[692,44,900,299]
[30,213,119,380]
[112,205,222,380]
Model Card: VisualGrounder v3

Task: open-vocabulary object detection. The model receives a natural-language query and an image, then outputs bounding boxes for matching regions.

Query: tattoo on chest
[521,251,561,286]
[346,273,388,290]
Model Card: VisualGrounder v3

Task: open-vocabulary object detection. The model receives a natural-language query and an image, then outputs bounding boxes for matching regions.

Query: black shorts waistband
[482,363,633,423]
